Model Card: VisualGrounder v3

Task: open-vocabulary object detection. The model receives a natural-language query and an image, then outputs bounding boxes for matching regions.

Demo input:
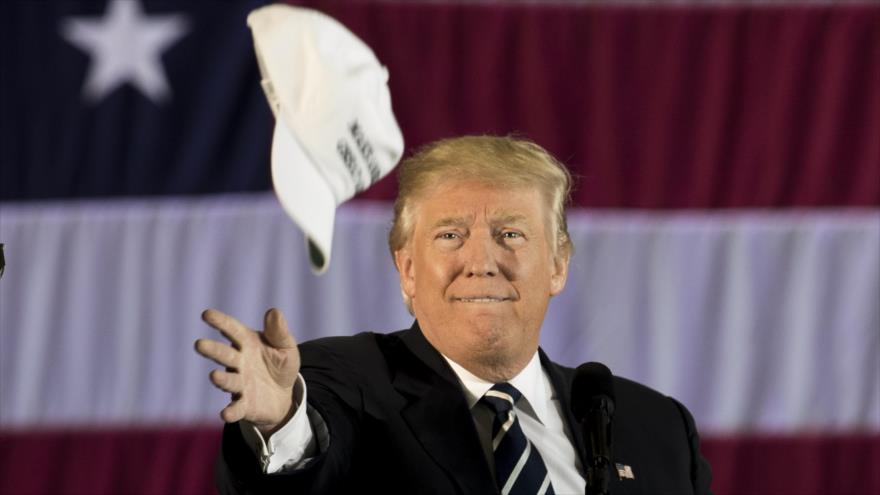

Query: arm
[195,308,303,494]
[196,309,360,494]
[238,374,322,473]
[215,349,364,494]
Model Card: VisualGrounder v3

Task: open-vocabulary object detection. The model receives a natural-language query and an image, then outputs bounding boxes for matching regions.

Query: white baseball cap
[247,5,404,273]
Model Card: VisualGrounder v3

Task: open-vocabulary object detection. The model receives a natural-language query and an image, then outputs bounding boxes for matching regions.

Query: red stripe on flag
[703,433,880,495]
[2,428,878,495]
[0,427,220,495]
[287,0,880,209]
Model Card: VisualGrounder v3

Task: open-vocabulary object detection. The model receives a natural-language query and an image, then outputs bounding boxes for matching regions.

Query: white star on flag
[59,0,189,104]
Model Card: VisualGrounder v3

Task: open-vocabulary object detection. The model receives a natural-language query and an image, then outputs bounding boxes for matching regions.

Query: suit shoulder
[298,329,409,376]
[613,375,688,417]
[613,375,671,403]
[543,359,678,408]
[611,378,713,493]
[300,329,406,354]
[609,375,703,444]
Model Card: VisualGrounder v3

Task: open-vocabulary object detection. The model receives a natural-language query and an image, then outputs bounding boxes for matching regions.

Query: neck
[449,350,534,383]
[414,318,539,383]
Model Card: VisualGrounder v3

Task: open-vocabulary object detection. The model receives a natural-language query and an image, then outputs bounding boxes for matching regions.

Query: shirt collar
[442,351,549,425]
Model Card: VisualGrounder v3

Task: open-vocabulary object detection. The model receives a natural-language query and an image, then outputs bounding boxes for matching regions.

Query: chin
[467,317,508,342]
[470,325,521,360]
[466,346,525,382]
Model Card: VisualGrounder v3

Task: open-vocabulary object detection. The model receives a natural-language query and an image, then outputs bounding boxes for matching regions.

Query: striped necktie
[480,383,555,495]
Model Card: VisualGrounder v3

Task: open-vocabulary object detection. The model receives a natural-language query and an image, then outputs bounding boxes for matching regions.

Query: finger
[220,398,247,423]
[263,308,296,349]
[202,309,249,347]
[194,338,240,369]
[209,369,243,394]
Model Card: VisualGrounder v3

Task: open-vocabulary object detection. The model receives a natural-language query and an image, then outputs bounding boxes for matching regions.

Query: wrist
[254,398,297,438]
[255,373,305,438]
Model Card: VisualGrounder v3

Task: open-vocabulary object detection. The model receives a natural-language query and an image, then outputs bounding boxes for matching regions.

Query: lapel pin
[615,462,635,480]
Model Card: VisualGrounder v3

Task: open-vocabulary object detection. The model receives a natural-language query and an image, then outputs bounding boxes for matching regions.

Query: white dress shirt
[443,352,587,495]
[240,351,586,494]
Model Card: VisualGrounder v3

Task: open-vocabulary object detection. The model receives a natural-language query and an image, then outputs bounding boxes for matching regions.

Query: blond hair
[389,136,573,309]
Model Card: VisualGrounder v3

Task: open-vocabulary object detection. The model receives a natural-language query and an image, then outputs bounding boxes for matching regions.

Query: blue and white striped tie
[481,383,555,495]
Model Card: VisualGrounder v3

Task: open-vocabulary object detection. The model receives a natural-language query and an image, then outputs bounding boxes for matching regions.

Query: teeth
[457,297,505,303]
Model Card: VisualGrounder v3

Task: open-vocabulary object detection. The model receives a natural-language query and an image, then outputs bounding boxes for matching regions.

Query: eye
[434,231,464,250]
[499,230,526,246]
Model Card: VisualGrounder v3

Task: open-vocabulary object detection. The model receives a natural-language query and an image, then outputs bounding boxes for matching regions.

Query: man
[195,135,713,494]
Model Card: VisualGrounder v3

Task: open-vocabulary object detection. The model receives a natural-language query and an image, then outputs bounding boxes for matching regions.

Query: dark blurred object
[573,362,616,495]
[0,243,4,279]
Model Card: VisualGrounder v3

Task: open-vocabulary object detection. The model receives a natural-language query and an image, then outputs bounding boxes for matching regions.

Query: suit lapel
[391,323,498,495]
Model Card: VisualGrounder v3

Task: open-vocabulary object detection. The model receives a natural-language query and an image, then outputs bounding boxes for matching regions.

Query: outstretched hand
[195,308,300,435]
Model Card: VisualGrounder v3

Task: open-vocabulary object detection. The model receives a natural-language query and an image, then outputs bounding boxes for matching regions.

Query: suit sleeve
[671,398,714,495]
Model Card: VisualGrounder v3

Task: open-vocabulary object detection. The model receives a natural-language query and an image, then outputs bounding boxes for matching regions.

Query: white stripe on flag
[1,195,877,435]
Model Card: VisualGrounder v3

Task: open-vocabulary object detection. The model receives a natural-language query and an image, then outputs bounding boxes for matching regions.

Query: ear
[394,247,416,300]
[549,252,569,297]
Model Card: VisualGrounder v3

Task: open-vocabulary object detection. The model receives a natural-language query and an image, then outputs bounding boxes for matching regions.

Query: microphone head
[571,362,615,421]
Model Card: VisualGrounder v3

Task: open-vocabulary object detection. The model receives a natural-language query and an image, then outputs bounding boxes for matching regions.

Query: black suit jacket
[217,322,713,494]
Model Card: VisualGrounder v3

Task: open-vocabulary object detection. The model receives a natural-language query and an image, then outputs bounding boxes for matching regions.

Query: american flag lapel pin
[615,462,635,480]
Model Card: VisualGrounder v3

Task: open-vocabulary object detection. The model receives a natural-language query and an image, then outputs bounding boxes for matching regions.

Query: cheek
[515,256,556,293]
[414,251,456,295]
[510,249,541,275]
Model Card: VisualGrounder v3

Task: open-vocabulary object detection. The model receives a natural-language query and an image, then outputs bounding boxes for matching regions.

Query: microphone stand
[571,362,615,495]
[584,395,613,495]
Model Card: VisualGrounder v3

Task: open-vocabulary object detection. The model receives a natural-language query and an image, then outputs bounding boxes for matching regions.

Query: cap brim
[270,116,336,273]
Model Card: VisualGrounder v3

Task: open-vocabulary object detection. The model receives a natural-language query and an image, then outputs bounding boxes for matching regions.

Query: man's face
[395,180,569,381]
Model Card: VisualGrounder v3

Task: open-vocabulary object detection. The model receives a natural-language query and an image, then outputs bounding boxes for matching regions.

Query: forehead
[411,180,548,226]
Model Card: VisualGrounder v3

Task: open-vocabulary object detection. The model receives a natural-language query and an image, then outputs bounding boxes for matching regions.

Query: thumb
[263,308,296,349]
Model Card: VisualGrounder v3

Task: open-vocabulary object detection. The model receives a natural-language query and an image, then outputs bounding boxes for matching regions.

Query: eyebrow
[490,213,529,228]
[431,216,473,229]
[430,213,530,230]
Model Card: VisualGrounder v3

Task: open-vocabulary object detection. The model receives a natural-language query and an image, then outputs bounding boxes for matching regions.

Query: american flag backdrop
[1,1,878,494]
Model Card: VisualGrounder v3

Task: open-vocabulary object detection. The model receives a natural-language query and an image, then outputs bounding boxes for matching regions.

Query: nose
[463,234,498,277]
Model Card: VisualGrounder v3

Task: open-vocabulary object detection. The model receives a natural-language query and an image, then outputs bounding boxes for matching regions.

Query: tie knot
[481,382,522,414]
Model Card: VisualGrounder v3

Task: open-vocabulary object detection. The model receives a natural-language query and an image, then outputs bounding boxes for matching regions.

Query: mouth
[452,296,513,303]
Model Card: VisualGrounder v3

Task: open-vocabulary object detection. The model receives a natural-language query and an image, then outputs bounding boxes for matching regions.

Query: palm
[244,333,299,424]
[260,339,299,389]
[196,308,300,433]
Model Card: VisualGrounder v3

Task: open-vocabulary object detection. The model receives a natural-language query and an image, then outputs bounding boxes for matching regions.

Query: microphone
[571,362,615,495]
